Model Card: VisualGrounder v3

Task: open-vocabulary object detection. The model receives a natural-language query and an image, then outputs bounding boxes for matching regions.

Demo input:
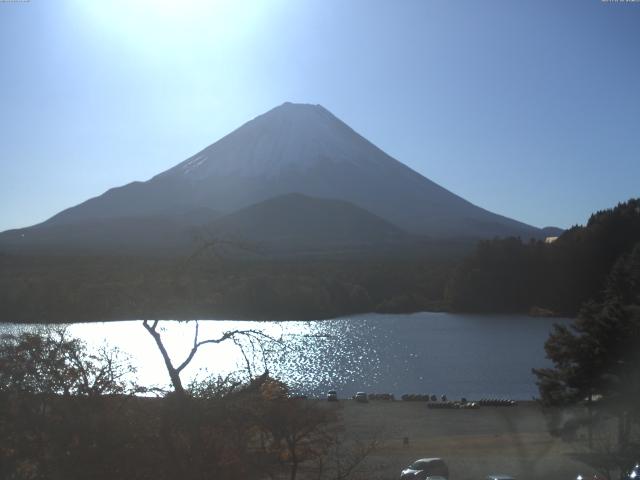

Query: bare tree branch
[143,319,278,396]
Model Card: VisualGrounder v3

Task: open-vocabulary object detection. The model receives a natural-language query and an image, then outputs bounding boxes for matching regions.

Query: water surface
[0,312,569,399]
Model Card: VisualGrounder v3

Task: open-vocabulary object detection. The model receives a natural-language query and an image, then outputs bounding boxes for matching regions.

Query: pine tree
[533,241,640,457]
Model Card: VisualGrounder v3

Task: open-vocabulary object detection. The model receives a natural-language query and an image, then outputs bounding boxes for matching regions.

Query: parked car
[486,475,515,480]
[400,458,449,480]
[327,390,338,402]
[354,392,368,403]
[624,462,639,479]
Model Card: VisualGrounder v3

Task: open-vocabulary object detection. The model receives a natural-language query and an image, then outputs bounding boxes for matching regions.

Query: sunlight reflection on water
[1,312,570,399]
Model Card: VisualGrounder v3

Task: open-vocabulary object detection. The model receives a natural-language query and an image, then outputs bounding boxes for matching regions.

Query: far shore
[0,308,572,325]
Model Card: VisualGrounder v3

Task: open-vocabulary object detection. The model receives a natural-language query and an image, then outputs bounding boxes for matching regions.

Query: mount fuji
[0,102,544,255]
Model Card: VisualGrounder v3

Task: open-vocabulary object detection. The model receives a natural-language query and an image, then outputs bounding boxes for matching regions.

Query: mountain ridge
[205,192,410,253]
[1,102,547,255]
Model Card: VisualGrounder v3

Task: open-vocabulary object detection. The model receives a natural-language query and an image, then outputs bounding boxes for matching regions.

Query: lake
[0,312,570,399]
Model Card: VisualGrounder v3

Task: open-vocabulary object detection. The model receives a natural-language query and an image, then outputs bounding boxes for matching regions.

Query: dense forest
[446,198,640,316]
[0,252,456,323]
[1,198,638,322]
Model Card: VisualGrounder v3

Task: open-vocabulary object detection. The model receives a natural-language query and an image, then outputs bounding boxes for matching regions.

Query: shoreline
[0,309,573,325]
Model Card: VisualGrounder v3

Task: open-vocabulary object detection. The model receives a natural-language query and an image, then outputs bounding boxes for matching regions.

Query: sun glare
[133,0,228,23]
[74,0,273,60]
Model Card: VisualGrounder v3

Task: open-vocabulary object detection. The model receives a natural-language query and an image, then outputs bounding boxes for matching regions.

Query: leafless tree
[142,319,274,396]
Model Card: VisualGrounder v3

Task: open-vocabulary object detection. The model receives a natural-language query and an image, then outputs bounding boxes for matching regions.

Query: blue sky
[0,0,638,231]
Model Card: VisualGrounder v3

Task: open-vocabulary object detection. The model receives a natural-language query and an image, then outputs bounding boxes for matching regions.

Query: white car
[354,392,368,403]
[400,458,449,480]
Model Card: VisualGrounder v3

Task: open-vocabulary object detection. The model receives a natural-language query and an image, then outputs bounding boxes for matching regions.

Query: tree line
[446,198,640,316]
[1,198,638,323]
[0,254,454,323]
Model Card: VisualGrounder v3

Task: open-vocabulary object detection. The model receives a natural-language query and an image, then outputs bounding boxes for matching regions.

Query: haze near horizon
[1,0,639,232]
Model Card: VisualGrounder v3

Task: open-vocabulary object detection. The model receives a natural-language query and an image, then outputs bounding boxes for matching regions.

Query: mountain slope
[0,208,221,255]
[205,193,409,253]
[1,102,544,255]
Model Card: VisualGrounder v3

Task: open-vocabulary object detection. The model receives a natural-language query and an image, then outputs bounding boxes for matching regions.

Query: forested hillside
[446,198,640,315]
[3,199,638,322]
[0,252,456,323]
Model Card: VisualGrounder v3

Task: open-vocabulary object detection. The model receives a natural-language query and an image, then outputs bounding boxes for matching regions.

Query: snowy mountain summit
[164,102,389,179]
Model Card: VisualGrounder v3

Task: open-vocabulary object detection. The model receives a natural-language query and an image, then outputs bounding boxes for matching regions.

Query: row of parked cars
[327,391,516,407]
[402,394,448,402]
[427,400,479,409]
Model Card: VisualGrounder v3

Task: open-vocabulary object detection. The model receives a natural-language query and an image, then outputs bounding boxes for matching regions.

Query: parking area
[321,400,599,480]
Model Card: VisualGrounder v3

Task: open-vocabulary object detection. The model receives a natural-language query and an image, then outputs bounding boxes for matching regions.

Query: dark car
[327,390,338,402]
[400,458,449,480]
